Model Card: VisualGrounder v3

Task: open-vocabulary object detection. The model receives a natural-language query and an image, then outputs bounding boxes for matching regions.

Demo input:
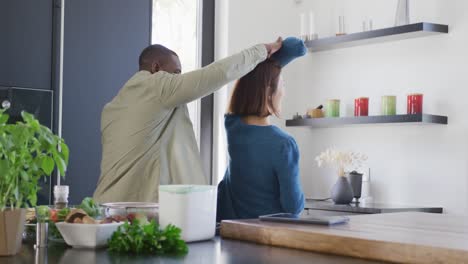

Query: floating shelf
[285,114,448,128]
[305,22,449,52]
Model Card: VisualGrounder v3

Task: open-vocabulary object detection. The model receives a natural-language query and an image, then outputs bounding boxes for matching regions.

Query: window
[152,0,202,145]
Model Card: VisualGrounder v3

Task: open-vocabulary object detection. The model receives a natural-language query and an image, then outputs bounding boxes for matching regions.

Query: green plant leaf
[9,152,16,163]
[30,159,39,171]
[0,159,9,176]
[41,156,55,176]
[0,113,8,125]
[31,120,40,131]
[60,141,70,165]
[40,125,52,134]
[41,131,55,145]
[20,170,30,181]
[34,156,43,170]
[54,155,66,176]
[78,197,100,217]
[13,186,19,201]
[21,111,34,123]
[28,193,37,207]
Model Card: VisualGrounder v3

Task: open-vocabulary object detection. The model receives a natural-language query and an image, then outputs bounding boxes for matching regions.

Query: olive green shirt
[93,44,267,203]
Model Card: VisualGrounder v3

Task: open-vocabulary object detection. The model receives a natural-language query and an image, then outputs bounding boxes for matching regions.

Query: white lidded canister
[159,185,217,242]
[360,169,373,205]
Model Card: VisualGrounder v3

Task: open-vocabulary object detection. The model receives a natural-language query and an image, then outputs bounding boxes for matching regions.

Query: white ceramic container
[159,185,217,242]
[56,222,123,248]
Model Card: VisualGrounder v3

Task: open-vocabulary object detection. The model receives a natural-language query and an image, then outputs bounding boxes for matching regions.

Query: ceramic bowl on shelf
[307,108,324,118]
[55,222,123,248]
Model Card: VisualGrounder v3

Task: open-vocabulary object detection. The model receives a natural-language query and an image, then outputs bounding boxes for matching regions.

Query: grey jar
[331,176,354,204]
[349,171,363,203]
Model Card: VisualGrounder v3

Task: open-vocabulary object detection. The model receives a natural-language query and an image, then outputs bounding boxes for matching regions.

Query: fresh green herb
[108,220,188,256]
[78,197,100,217]
[48,207,71,240]
[0,110,69,211]
[49,221,62,240]
[57,207,71,221]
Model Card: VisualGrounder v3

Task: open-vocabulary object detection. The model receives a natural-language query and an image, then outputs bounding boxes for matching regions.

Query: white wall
[216,0,468,214]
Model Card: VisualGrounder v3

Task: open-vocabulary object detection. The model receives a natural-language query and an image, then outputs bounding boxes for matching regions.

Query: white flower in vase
[315,148,367,177]
[316,148,367,204]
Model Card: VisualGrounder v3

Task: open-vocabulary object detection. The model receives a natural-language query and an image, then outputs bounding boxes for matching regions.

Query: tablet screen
[259,213,350,225]
[266,213,301,219]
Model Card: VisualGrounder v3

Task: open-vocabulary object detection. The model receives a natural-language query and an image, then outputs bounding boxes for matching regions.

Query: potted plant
[315,148,367,204]
[0,110,69,256]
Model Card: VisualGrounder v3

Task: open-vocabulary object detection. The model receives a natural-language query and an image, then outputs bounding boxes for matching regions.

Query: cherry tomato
[50,209,58,222]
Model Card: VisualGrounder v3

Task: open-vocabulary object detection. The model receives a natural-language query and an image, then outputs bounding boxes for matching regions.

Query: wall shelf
[285,114,448,128]
[305,22,449,52]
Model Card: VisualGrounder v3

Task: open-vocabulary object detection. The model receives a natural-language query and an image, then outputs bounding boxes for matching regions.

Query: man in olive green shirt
[93,38,282,203]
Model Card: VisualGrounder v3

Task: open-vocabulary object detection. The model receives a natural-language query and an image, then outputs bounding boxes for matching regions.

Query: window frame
[150,0,215,184]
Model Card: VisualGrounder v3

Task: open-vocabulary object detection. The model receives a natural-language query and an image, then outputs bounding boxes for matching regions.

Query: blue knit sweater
[217,115,305,221]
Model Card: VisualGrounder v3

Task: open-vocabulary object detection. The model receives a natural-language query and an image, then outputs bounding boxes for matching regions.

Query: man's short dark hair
[138,44,178,68]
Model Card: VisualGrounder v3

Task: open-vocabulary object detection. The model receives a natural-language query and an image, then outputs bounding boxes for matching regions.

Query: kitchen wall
[216,0,468,214]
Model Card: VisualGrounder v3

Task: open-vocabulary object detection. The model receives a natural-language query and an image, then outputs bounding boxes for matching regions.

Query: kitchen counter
[305,199,443,214]
[1,237,380,264]
[221,212,468,264]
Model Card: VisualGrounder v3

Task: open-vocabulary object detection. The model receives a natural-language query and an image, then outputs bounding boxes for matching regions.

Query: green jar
[381,96,396,115]
[325,99,340,117]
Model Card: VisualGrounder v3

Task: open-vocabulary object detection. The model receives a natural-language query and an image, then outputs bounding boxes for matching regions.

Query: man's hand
[265,37,283,58]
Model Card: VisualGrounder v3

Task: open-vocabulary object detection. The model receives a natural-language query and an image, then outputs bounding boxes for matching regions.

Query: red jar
[407,94,423,114]
[354,97,369,116]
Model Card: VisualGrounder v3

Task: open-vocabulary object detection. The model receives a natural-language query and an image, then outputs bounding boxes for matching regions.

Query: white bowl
[55,222,123,248]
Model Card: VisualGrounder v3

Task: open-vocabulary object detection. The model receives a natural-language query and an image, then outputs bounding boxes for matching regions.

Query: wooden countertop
[221,212,468,264]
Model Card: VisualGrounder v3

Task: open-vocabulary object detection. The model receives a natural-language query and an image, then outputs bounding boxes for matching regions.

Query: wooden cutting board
[220,212,468,264]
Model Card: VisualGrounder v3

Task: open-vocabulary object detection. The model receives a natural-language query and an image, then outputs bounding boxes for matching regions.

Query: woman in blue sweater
[217,56,305,221]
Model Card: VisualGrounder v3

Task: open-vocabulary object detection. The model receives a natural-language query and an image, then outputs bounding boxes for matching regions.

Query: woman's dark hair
[228,58,282,117]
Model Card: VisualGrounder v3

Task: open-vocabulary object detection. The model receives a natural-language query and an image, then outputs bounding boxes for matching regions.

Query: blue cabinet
[59,0,151,204]
[0,0,152,205]
[0,0,55,204]
[0,0,53,89]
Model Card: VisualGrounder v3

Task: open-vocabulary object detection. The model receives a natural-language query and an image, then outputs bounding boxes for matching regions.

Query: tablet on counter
[259,213,350,225]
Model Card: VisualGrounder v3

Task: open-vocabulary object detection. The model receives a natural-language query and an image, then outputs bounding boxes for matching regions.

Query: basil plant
[0,111,69,211]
